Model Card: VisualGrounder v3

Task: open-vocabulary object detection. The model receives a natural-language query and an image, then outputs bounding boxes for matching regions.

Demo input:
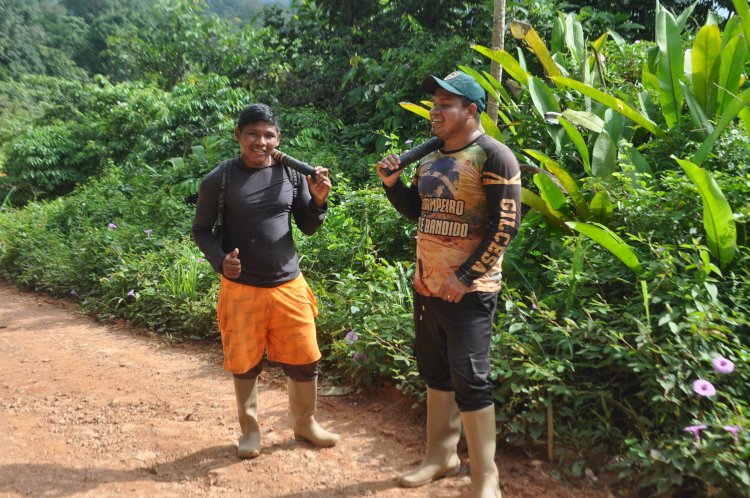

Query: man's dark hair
[237,103,281,132]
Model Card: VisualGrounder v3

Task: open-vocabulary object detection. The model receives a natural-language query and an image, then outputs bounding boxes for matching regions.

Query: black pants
[413,290,498,412]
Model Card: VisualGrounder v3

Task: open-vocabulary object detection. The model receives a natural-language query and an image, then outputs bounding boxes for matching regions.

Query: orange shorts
[217,274,321,374]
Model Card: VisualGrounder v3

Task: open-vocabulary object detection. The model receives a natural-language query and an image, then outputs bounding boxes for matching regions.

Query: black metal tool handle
[381,137,444,176]
[270,149,317,180]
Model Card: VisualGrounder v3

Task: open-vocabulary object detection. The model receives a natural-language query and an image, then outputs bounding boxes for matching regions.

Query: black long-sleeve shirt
[192,157,326,287]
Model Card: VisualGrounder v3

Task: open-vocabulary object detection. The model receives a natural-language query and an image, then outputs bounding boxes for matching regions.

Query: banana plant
[491,2,740,268]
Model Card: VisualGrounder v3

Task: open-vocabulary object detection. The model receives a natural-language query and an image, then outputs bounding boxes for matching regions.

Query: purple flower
[683,424,708,442]
[405,139,414,145]
[692,379,716,397]
[144,229,153,237]
[353,352,368,363]
[70,289,78,297]
[712,357,735,375]
[108,223,117,230]
[344,330,358,344]
[127,289,136,297]
[723,425,741,442]
[197,258,206,263]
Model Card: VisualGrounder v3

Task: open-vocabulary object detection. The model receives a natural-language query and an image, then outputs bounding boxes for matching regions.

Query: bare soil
[0,280,614,498]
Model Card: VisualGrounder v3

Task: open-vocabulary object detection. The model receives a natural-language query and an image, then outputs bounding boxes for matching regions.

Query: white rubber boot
[461,404,502,498]
[233,376,260,458]
[398,388,462,487]
[287,378,339,447]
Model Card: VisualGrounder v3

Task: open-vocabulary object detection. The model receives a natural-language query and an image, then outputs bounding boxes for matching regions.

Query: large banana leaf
[528,77,560,117]
[521,188,571,232]
[399,102,430,120]
[510,20,561,78]
[524,149,589,220]
[642,46,661,95]
[565,13,585,64]
[692,24,721,118]
[681,82,714,139]
[603,108,623,144]
[561,109,604,132]
[656,5,684,129]
[566,221,644,274]
[717,36,748,115]
[480,112,504,141]
[622,144,652,175]
[552,77,668,139]
[558,116,591,175]
[551,14,565,54]
[638,91,661,124]
[591,130,617,177]
[692,86,750,165]
[675,1,698,33]
[471,45,530,86]
[534,173,568,212]
[722,15,743,50]
[589,191,614,224]
[673,157,737,268]
[733,0,750,52]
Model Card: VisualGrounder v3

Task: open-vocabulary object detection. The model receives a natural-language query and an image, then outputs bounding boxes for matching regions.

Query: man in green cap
[377,70,521,498]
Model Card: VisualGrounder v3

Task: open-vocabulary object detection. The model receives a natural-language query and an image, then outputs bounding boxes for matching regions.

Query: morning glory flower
[127,289,136,297]
[344,330,358,344]
[712,357,735,375]
[108,223,117,229]
[683,424,708,442]
[723,425,741,442]
[692,379,716,397]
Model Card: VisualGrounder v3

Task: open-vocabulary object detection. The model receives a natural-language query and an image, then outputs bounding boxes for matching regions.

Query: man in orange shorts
[192,103,338,458]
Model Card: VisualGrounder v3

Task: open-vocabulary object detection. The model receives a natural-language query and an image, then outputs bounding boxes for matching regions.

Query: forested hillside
[1,1,748,496]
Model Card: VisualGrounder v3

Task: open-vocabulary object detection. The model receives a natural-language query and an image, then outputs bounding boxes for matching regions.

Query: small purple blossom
[353,352,368,363]
[683,424,708,442]
[344,330,358,344]
[144,229,153,237]
[692,379,716,397]
[127,289,136,297]
[108,223,117,230]
[712,357,735,375]
[70,289,78,297]
[405,139,414,145]
[197,258,206,263]
[723,425,741,442]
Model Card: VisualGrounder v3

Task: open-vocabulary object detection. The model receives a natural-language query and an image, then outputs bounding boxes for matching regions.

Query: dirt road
[0,281,612,498]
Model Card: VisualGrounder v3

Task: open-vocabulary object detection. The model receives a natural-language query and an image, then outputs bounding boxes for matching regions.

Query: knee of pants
[450,355,493,411]
[233,361,263,380]
[281,361,318,381]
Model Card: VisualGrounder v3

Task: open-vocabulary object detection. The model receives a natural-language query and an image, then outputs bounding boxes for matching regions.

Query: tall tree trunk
[488,0,506,125]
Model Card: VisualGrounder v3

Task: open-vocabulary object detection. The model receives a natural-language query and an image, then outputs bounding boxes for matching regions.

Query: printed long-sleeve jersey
[384,134,522,296]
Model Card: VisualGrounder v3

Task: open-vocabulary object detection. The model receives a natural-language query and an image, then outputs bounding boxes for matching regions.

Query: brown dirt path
[0,280,613,498]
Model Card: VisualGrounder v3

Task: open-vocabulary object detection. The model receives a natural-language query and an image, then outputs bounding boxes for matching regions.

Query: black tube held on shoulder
[270,149,317,180]
[381,137,444,176]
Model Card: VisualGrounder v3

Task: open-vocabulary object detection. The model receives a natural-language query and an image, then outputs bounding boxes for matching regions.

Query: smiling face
[235,121,281,168]
[429,88,478,149]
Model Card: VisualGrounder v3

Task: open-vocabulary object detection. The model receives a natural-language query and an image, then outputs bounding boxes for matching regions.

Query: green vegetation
[1,0,748,496]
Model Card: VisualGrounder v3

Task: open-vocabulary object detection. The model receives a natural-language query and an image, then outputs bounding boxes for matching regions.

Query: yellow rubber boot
[398,388,462,487]
[233,376,260,458]
[461,404,502,498]
[287,378,339,447]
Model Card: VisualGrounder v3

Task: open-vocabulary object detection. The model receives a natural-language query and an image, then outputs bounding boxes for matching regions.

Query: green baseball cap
[422,70,486,112]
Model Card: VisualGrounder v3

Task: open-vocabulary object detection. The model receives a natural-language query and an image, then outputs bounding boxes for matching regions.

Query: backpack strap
[213,161,231,245]
[284,164,303,203]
